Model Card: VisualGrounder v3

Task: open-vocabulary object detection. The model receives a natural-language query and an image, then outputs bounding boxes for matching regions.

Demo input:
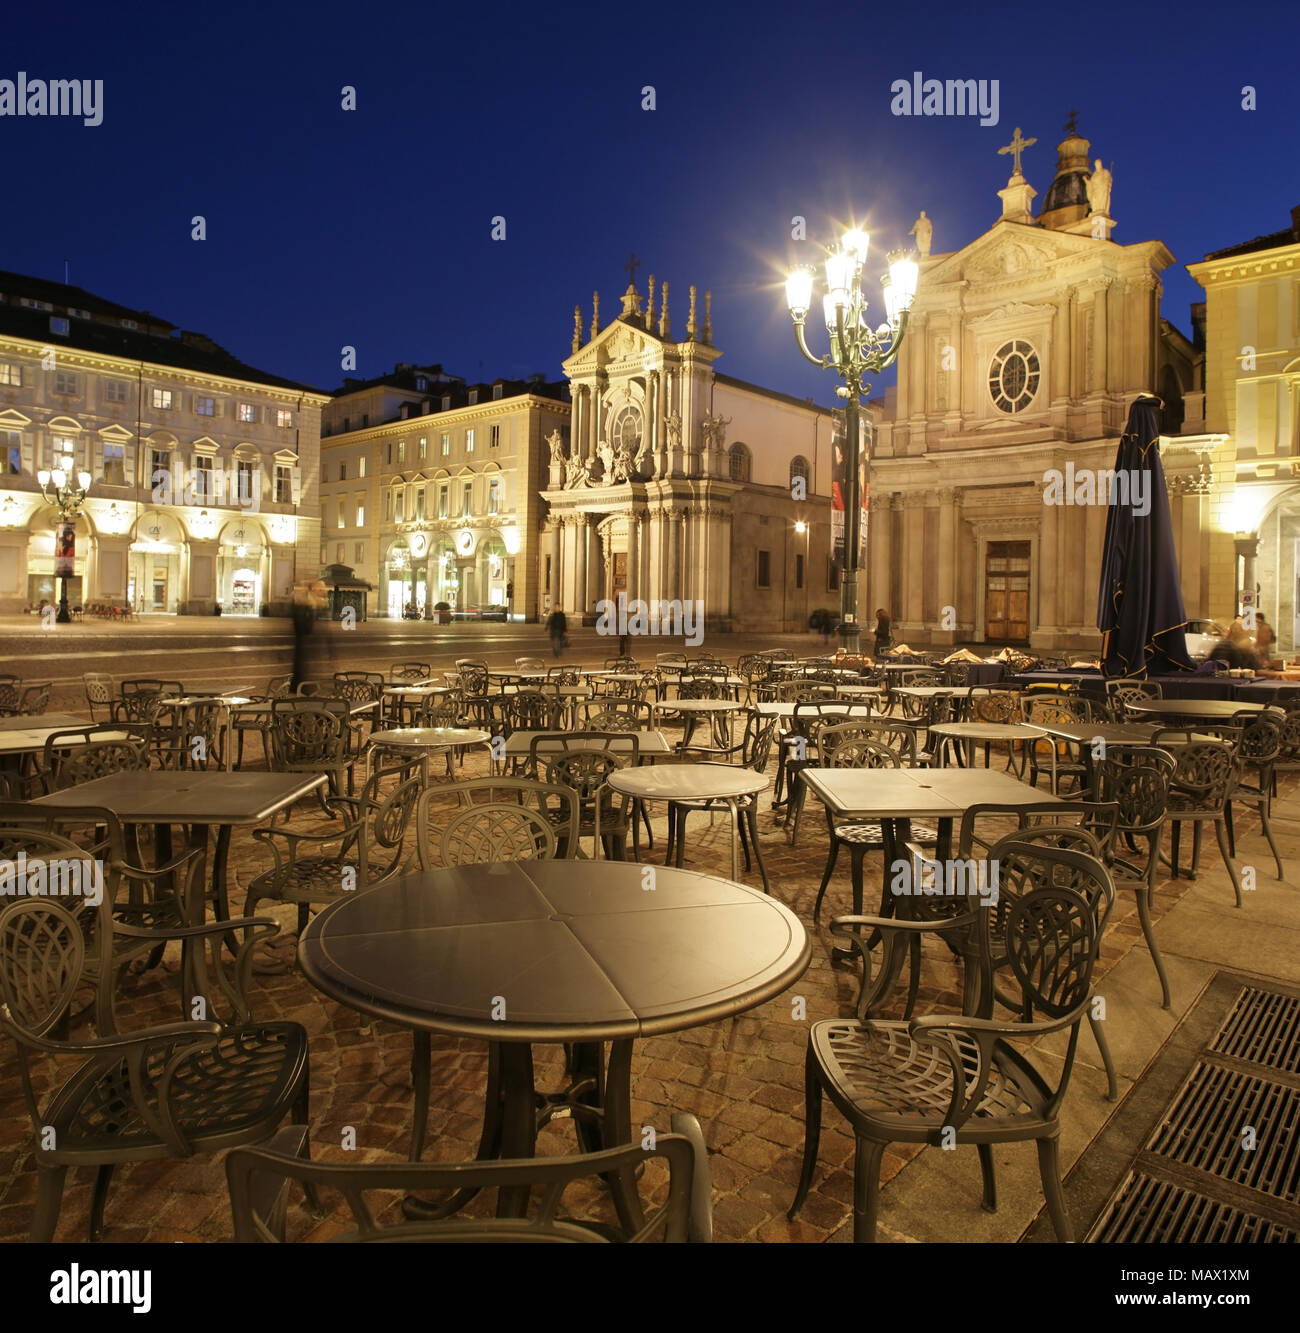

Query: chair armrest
[113,915,280,942]
[668,1111,713,1243]
[0,1010,220,1055]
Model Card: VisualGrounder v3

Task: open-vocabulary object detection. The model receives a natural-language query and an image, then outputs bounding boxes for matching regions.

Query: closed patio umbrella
[1097,394,1195,678]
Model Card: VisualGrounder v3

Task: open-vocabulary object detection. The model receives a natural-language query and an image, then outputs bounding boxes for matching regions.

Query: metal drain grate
[1149,1062,1300,1201]
[1210,985,1300,1075]
[1093,1170,1298,1243]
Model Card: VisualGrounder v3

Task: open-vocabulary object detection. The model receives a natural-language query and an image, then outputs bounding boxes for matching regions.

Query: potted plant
[433,600,451,625]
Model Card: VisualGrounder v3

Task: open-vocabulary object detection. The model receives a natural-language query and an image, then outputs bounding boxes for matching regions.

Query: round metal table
[367,726,490,782]
[298,860,809,1226]
[606,762,769,885]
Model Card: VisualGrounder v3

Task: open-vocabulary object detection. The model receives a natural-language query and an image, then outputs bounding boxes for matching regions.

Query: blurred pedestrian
[290,580,325,691]
[1255,613,1275,663]
[873,607,891,656]
[547,604,567,658]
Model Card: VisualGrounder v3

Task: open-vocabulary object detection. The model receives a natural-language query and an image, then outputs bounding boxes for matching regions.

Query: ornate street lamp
[786,229,918,652]
[36,449,93,624]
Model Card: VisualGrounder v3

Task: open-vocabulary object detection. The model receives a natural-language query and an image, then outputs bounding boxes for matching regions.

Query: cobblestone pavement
[0,697,1293,1244]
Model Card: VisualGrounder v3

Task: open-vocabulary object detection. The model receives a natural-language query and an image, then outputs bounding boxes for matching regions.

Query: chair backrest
[42,728,151,789]
[970,690,1020,724]
[678,678,724,700]
[390,661,432,681]
[978,840,1113,1020]
[506,690,563,732]
[269,700,346,768]
[13,683,52,716]
[415,778,579,868]
[582,701,653,732]
[515,657,546,673]
[458,664,490,696]
[265,675,294,698]
[547,666,582,686]
[823,730,901,769]
[227,1121,706,1243]
[1232,710,1282,766]
[334,677,384,708]
[0,893,88,1043]
[957,800,1117,858]
[1163,739,1239,810]
[835,719,919,765]
[741,711,778,772]
[603,657,639,672]
[82,673,115,717]
[418,694,463,729]
[544,750,628,826]
[1094,749,1173,835]
[357,767,423,884]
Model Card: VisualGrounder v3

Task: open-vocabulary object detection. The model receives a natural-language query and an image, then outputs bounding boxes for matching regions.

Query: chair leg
[1135,880,1172,1010]
[1224,801,1236,856]
[788,1044,823,1220]
[852,1136,887,1242]
[977,1143,997,1213]
[1214,820,1244,908]
[745,803,771,895]
[1035,1136,1074,1242]
[737,802,753,872]
[813,840,841,924]
[1259,801,1285,881]
[31,1165,67,1242]
[1088,1009,1118,1101]
[88,1163,114,1241]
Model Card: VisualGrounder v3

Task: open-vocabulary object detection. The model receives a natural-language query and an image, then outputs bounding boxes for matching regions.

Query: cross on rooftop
[624,253,641,287]
[1064,109,1079,135]
[997,127,1037,177]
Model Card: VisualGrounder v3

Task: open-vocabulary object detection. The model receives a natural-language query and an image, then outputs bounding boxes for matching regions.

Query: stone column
[716,505,733,625]
[1092,281,1109,394]
[590,379,604,459]
[551,517,564,609]
[1236,532,1260,615]
[625,512,640,603]
[898,493,925,635]
[1083,502,1106,637]
[573,515,588,622]
[667,509,682,601]
[1037,476,1059,640]
[868,491,891,621]
[935,488,957,644]
[571,389,583,463]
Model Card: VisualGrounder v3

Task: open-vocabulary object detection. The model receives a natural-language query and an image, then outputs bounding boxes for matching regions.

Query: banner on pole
[831,411,869,568]
[54,522,76,578]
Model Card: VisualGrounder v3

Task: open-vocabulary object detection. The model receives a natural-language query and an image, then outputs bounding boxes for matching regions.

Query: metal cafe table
[366,726,491,782]
[1126,698,1271,722]
[605,762,769,886]
[33,770,326,923]
[502,729,673,760]
[927,720,1042,768]
[299,860,810,1226]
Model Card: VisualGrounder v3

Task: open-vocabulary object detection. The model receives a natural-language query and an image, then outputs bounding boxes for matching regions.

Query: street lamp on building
[785,229,918,652]
[36,449,93,624]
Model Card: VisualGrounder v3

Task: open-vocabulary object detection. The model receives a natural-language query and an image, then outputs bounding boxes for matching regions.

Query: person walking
[873,607,892,656]
[547,604,568,658]
[290,580,325,691]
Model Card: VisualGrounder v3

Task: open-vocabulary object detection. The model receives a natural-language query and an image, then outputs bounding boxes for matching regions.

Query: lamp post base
[838,567,861,655]
[56,575,71,624]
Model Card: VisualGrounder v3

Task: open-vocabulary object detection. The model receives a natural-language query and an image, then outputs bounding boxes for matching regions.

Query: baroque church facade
[868,119,1217,653]
[539,275,839,632]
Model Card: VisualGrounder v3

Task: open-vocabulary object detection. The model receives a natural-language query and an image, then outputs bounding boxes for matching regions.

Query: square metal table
[34,770,326,923]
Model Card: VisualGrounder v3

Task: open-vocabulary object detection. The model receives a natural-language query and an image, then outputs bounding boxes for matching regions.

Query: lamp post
[786,230,918,653]
[36,450,93,624]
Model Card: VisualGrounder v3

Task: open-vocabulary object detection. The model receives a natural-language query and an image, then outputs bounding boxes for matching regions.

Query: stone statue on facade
[564,453,590,489]
[546,429,566,465]
[596,441,616,483]
[664,413,682,446]
[700,413,730,451]
[612,438,636,482]
[909,210,932,256]
[1086,160,1112,215]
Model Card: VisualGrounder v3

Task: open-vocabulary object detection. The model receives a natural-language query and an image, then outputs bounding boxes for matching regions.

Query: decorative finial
[646,275,656,332]
[703,291,712,345]
[1064,108,1079,135]
[659,281,670,338]
[572,305,582,353]
[590,291,600,340]
[687,285,697,340]
[997,126,1037,179]
[624,252,641,288]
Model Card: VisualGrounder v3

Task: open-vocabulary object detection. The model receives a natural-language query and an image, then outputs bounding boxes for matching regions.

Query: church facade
[539,275,840,632]
[867,120,1219,652]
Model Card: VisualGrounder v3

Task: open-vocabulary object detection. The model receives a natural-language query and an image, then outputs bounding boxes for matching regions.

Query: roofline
[320,392,570,445]
[0,329,327,399]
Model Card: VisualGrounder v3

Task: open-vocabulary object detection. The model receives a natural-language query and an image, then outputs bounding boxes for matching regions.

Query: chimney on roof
[180,330,224,355]
[1291,205,1300,239]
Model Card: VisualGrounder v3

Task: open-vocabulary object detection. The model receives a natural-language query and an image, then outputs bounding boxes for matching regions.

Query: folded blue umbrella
[1097,395,1195,678]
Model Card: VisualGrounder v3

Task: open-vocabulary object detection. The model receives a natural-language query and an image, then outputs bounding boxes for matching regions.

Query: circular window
[610,404,642,453]
[988,340,1040,414]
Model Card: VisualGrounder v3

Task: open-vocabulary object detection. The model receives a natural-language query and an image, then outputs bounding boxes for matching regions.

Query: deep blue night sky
[3,0,1296,401]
